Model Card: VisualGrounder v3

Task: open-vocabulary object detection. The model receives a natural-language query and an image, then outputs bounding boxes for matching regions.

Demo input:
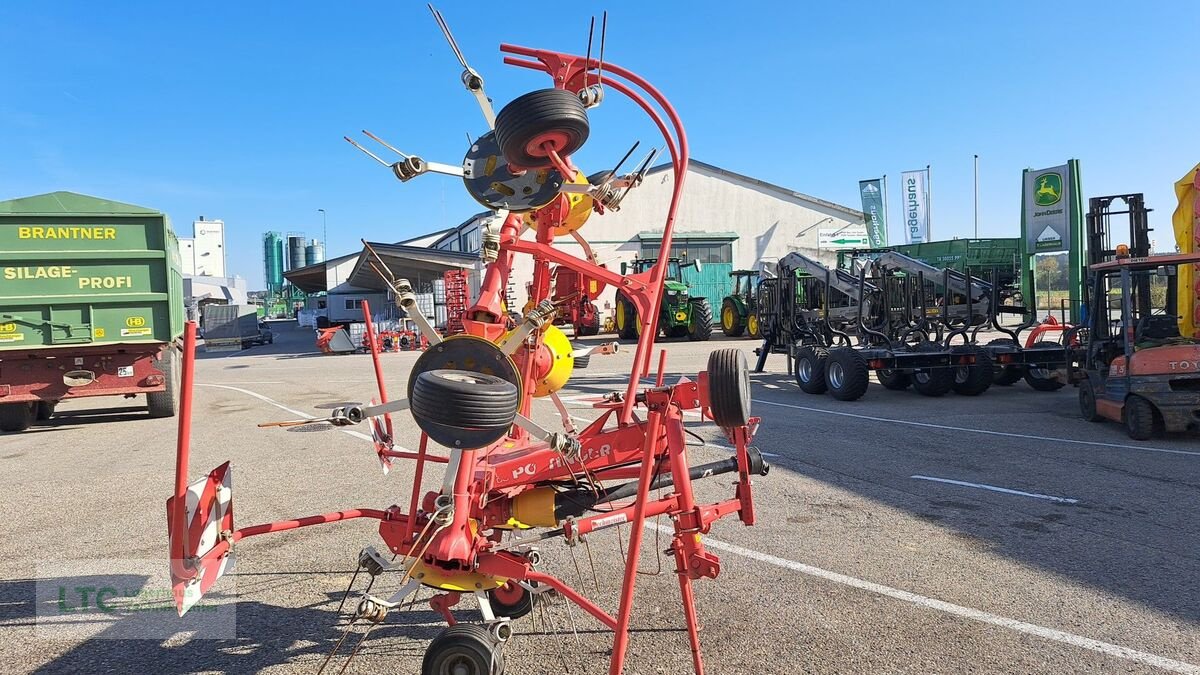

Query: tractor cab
[616,256,712,341]
[1078,249,1200,438]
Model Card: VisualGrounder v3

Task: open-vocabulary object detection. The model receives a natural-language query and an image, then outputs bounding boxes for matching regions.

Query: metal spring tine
[335,562,363,615]
[616,146,659,204]
[339,621,381,674]
[362,240,399,286]
[317,618,359,675]
[428,4,469,70]
[610,140,639,178]
[583,537,601,594]
[597,11,607,89]
[344,136,390,167]
[465,131,473,146]
[361,130,410,159]
[584,16,595,90]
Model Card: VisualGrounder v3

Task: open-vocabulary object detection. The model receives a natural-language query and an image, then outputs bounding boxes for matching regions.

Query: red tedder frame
[169,42,763,675]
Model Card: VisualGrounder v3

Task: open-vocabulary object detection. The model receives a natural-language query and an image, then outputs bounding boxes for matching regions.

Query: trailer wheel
[0,403,35,433]
[1124,395,1156,440]
[487,581,538,619]
[910,341,954,397]
[1023,341,1066,391]
[687,298,714,341]
[951,347,993,396]
[410,370,520,449]
[421,622,503,675]
[986,338,1024,386]
[825,348,870,401]
[876,369,911,390]
[794,346,829,394]
[1079,379,1103,422]
[35,400,58,421]
[708,348,751,428]
[494,88,589,170]
[721,299,745,337]
[147,348,181,418]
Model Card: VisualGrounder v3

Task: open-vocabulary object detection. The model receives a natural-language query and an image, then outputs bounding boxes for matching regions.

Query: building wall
[179,238,196,276]
[192,218,227,277]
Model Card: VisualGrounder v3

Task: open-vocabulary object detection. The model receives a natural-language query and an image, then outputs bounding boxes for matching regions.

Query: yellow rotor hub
[521,171,593,236]
[534,324,574,397]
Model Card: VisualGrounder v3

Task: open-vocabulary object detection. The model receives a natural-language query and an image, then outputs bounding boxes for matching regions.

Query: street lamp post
[318,208,327,248]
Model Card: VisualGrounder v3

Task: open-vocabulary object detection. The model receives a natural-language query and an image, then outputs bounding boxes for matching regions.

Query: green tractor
[614,257,713,341]
[720,270,761,338]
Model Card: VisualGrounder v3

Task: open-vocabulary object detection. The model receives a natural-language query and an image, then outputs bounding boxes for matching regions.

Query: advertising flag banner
[859,179,888,247]
[901,169,930,244]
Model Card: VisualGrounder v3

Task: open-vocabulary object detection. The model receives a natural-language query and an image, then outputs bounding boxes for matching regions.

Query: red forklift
[1076,247,1200,438]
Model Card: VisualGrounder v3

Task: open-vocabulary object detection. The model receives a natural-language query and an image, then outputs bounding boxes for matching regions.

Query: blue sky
[1,1,1195,289]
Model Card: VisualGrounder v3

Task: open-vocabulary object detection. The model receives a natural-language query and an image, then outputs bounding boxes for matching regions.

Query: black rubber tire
[410,370,519,449]
[494,88,589,169]
[1124,395,1157,440]
[573,353,590,369]
[951,347,994,396]
[615,293,638,341]
[876,369,911,391]
[987,338,1024,386]
[747,313,762,339]
[421,623,502,675]
[1079,379,1103,422]
[708,348,751,428]
[147,348,180,418]
[1023,341,1066,391]
[0,403,34,433]
[825,348,870,402]
[794,345,829,394]
[35,400,57,421]
[910,341,954,397]
[687,298,714,341]
[721,299,745,337]
[487,581,537,620]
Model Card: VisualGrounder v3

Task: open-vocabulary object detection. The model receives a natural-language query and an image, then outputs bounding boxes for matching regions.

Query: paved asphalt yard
[2,321,1199,674]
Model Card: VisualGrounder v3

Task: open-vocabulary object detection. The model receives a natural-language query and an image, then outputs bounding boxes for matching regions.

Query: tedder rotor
[167,8,767,675]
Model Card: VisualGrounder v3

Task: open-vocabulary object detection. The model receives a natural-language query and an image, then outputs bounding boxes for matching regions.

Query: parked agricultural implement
[168,9,765,675]
[550,265,602,336]
[720,269,761,338]
[614,256,713,342]
[754,250,1070,401]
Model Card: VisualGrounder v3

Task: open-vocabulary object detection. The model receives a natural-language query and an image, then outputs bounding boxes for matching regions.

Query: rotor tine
[465,131,473,146]
[335,563,363,615]
[362,240,397,284]
[344,136,390,167]
[361,129,410,159]
[338,621,380,674]
[584,16,595,90]
[610,140,640,178]
[317,618,358,675]
[428,4,469,70]
[597,11,607,89]
[583,538,601,594]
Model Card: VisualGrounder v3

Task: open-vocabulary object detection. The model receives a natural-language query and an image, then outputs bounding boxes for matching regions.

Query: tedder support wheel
[487,581,537,620]
[1079,379,1103,422]
[951,347,994,396]
[1124,395,1157,440]
[1023,341,1067,391]
[825,348,870,401]
[493,88,589,170]
[876,369,911,391]
[421,623,504,675]
[987,338,1024,386]
[0,402,35,433]
[794,345,829,395]
[910,341,954,397]
[687,298,713,341]
[147,347,181,418]
[708,348,751,428]
[410,370,520,449]
[721,299,745,337]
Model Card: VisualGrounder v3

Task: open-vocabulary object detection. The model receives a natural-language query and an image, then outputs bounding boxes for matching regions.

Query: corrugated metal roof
[0,191,161,215]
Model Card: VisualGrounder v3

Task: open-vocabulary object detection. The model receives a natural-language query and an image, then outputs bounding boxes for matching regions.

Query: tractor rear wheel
[794,345,829,394]
[708,348,751,428]
[1023,341,1066,391]
[421,623,503,675]
[1124,395,1157,440]
[721,299,745,337]
[825,348,870,401]
[951,347,993,396]
[910,341,954,397]
[987,338,1024,386]
[876,369,911,390]
[687,298,713,341]
[494,88,589,170]
[1079,379,1103,422]
[0,403,35,433]
[615,293,638,340]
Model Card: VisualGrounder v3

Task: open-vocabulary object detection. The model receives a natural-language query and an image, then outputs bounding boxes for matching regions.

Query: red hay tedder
[168,8,768,674]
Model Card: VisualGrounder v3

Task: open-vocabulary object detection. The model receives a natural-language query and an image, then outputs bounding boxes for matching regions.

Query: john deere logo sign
[1033,172,1062,206]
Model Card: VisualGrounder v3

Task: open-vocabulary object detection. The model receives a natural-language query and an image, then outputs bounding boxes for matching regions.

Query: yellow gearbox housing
[523,171,592,236]
[534,324,574,397]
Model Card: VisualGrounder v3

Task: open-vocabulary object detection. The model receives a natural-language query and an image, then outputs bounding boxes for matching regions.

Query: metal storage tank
[263,232,285,292]
[305,240,325,266]
[287,235,306,271]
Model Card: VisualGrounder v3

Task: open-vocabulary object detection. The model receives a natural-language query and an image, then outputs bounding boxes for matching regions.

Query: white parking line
[752,398,1200,458]
[196,383,380,445]
[648,524,1200,673]
[911,475,1079,504]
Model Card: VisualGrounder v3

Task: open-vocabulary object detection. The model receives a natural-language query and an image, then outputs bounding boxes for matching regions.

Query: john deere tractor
[614,257,713,341]
[721,270,761,338]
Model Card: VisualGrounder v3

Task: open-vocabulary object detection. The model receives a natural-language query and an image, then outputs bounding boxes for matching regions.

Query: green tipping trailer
[0,192,184,432]
[837,238,1023,293]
